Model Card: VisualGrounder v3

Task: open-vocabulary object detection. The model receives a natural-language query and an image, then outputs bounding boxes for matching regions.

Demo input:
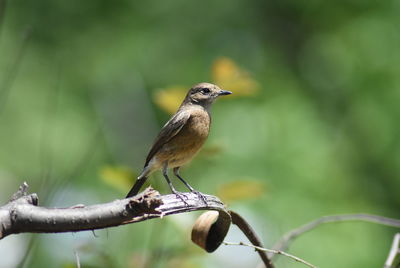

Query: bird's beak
[218,90,232,96]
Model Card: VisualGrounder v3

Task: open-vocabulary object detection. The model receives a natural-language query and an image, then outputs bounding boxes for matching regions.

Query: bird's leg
[173,167,207,206]
[163,163,189,205]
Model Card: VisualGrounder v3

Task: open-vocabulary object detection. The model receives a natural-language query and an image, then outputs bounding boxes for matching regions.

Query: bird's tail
[126,176,148,198]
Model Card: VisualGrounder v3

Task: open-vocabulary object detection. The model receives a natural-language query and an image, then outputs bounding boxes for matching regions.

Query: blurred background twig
[384,233,400,268]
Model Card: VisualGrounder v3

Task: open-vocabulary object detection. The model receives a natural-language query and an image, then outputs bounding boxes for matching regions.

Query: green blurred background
[1,0,399,267]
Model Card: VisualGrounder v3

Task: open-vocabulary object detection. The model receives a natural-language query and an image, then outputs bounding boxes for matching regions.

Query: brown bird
[126,82,232,202]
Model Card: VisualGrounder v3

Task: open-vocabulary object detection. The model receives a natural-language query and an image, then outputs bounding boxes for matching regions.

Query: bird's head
[185,82,232,107]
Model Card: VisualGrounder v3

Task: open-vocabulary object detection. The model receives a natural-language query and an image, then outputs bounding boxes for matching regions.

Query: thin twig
[272,213,400,258]
[16,233,37,268]
[229,211,274,268]
[74,250,81,268]
[223,241,318,268]
[384,233,400,268]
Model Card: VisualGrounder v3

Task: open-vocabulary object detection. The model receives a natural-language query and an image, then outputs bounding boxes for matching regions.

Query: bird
[126,82,232,203]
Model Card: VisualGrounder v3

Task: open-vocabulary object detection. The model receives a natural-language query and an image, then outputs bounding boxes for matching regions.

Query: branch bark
[1,183,276,267]
[0,183,227,239]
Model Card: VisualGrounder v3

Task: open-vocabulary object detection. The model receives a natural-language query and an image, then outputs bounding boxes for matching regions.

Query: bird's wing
[144,111,191,167]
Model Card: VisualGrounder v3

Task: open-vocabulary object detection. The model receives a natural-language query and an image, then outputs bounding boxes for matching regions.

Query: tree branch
[272,214,400,259]
[0,183,228,239]
[230,211,275,268]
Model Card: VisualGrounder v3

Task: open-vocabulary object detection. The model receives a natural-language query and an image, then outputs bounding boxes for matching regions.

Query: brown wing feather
[144,111,191,167]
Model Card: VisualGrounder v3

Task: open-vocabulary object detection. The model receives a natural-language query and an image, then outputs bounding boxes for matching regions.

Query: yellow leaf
[153,86,187,114]
[99,165,136,192]
[217,179,266,203]
[212,57,260,97]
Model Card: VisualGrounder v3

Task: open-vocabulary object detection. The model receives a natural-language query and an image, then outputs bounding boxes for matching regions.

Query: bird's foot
[172,191,190,206]
[192,190,208,206]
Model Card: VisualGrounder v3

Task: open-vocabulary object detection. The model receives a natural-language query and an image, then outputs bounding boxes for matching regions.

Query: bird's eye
[201,88,210,94]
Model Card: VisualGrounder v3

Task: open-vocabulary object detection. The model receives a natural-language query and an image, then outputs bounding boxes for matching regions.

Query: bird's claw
[192,190,208,206]
[173,191,190,206]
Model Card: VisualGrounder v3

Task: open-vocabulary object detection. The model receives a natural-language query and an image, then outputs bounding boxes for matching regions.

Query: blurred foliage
[0,0,400,267]
[153,86,187,115]
[217,179,266,204]
[153,57,258,114]
[212,57,260,97]
[99,165,136,193]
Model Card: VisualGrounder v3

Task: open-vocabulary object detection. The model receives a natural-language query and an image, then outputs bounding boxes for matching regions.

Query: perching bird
[126,82,232,203]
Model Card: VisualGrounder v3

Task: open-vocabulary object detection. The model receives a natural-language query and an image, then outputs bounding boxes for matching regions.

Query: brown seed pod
[191,211,231,252]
